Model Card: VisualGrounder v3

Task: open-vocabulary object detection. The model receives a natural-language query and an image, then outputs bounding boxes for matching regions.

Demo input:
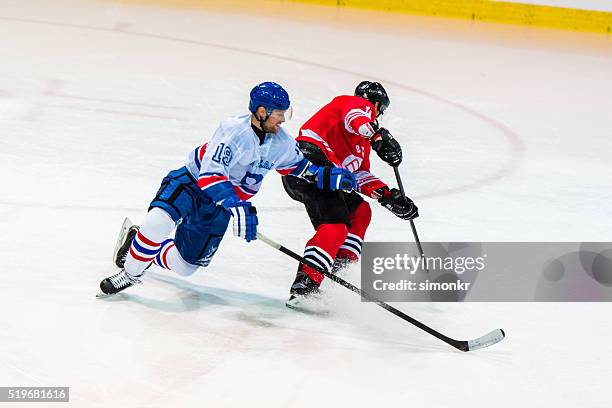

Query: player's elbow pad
[358,122,376,138]
[297,141,332,166]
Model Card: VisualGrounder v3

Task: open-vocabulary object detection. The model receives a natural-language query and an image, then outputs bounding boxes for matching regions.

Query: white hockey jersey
[185,114,309,205]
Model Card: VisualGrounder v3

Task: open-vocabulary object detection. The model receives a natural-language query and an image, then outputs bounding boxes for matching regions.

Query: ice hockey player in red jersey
[282,81,419,306]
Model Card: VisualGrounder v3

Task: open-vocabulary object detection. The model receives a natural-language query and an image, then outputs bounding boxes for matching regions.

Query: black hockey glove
[370,128,402,167]
[376,187,418,220]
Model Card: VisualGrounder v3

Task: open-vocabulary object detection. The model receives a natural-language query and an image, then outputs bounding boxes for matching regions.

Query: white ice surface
[0,1,611,407]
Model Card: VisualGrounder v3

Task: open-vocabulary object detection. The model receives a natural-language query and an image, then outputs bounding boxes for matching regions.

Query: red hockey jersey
[297,95,387,198]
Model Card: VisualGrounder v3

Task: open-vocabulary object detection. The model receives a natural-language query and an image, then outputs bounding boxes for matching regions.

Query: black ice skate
[331,257,352,276]
[97,270,141,297]
[113,217,139,268]
[286,268,321,309]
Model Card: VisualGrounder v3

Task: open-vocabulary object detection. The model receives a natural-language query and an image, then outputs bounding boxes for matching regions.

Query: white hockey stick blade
[467,329,506,351]
[112,217,133,265]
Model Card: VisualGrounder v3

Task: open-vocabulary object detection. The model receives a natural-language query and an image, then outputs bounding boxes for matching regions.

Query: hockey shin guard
[124,208,175,277]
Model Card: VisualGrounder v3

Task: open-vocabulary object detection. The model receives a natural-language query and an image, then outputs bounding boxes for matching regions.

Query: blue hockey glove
[225,201,258,242]
[308,164,356,192]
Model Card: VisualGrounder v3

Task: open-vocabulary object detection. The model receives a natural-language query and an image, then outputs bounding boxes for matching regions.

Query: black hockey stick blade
[256,232,506,352]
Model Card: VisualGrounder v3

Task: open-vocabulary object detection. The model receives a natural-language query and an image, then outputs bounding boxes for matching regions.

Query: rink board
[109,0,612,33]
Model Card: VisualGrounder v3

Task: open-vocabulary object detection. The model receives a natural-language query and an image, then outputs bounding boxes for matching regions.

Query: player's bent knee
[338,224,349,241]
[317,223,349,244]
[141,207,176,238]
[173,262,199,276]
[355,200,372,220]
[350,201,372,234]
[320,222,348,235]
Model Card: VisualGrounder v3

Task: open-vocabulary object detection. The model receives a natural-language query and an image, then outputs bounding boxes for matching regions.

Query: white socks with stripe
[154,239,198,276]
[123,207,196,278]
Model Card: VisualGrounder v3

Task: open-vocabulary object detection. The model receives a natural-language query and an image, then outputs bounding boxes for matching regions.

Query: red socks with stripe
[301,201,372,285]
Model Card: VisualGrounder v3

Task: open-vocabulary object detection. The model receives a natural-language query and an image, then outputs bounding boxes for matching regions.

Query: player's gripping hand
[376,187,418,220]
[314,166,357,192]
[371,128,402,167]
[226,201,258,242]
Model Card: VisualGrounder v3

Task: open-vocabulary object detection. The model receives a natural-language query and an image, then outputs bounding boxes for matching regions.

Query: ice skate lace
[109,271,140,288]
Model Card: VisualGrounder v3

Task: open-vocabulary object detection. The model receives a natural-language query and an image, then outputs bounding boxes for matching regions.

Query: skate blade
[285,294,329,316]
[96,291,129,299]
[112,217,133,267]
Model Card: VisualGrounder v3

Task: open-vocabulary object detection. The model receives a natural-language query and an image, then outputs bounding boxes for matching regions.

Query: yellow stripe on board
[288,0,612,33]
[110,0,612,34]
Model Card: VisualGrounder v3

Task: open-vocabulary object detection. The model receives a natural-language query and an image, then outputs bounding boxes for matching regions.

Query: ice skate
[286,269,321,309]
[113,217,140,268]
[97,270,141,298]
[330,257,353,276]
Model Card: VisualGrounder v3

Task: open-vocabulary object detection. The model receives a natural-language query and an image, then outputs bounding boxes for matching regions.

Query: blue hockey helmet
[249,82,291,115]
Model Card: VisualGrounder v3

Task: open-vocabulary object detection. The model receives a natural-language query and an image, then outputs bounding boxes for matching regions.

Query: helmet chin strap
[257,109,270,132]
[372,119,380,132]
[373,101,383,118]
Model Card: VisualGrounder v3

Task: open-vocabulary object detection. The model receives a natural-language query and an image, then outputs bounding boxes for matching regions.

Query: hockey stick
[257,232,505,352]
[393,166,427,272]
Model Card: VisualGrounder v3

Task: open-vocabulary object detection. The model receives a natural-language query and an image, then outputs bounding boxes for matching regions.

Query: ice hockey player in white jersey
[99,82,357,295]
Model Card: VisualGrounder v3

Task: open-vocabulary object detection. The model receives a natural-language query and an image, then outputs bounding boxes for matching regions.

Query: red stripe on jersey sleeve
[354,170,387,199]
[197,174,228,189]
[233,186,254,201]
[359,179,387,198]
[199,143,207,161]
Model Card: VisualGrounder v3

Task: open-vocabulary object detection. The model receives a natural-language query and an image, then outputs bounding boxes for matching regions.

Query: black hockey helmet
[355,81,390,117]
